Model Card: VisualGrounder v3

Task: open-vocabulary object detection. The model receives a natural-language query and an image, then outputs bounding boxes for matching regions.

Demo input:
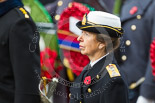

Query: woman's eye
[85,33,88,35]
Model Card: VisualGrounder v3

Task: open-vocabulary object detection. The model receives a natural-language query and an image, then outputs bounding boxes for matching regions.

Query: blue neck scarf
[0,0,23,16]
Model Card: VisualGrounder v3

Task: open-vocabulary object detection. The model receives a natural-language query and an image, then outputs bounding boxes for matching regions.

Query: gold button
[55,15,60,20]
[131,25,136,31]
[136,15,141,20]
[80,101,82,103]
[126,40,131,46]
[69,93,71,98]
[96,75,100,79]
[122,55,127,61]
[57,1,63,6]
[68,2,72,8]
[88,88,92,93]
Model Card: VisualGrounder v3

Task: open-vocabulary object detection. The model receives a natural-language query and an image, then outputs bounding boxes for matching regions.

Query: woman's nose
[77,35,83,42]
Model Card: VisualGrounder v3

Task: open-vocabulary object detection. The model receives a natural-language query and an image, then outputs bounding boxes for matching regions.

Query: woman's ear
[99,43,105,49]
[0,0,6,3]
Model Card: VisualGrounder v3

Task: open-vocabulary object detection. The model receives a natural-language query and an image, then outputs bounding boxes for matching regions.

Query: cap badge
[82,13,87,25]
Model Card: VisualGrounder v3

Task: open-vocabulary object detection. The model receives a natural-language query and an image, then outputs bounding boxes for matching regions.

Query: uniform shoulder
[14,7,30,19]
[106,64,121,78]
[5,7,33,26]
[10,7,36,30]
[1,7,32,25]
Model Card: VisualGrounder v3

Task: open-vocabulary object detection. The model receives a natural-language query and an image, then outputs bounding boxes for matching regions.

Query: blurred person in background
[0,0,41,103]
[116,0,155,103]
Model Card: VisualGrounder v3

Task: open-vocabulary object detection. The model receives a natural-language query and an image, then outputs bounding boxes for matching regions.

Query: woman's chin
[80,50,86,55]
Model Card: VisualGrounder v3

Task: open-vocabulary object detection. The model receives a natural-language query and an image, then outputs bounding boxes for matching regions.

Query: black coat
[69,54,129,103]
[0,7,40,103]
[118,0,155,100]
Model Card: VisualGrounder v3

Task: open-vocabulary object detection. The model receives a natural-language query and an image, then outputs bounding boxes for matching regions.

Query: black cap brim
[76,21,124,38]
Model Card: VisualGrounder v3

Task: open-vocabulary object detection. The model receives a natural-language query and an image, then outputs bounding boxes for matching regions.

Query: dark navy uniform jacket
[118,0,155,99]
[0,7,40,103]
[69,54,129,103]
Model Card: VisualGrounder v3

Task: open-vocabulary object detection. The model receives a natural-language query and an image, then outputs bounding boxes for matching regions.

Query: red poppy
[130,6,138,15]
[150,38,155,76]
[84,76,91,85]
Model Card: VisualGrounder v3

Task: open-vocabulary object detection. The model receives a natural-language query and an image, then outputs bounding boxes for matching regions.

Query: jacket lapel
[83,54,113,92]
[69,65,89,100]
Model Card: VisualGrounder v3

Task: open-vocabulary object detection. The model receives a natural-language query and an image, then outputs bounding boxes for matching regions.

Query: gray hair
[96,34,120,53]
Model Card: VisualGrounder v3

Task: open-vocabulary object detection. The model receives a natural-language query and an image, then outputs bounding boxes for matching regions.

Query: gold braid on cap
[81,20,123,35]
[80,13,123,35]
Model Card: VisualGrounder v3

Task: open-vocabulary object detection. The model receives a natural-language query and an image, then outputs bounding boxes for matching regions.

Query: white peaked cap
[76,11,124,38]
[87,11,121,28]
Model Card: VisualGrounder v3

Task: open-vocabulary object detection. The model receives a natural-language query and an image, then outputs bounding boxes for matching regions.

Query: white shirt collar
[90,53,109,67]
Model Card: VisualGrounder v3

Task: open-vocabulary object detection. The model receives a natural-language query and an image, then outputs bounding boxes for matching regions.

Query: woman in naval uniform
[69,11,129,103]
